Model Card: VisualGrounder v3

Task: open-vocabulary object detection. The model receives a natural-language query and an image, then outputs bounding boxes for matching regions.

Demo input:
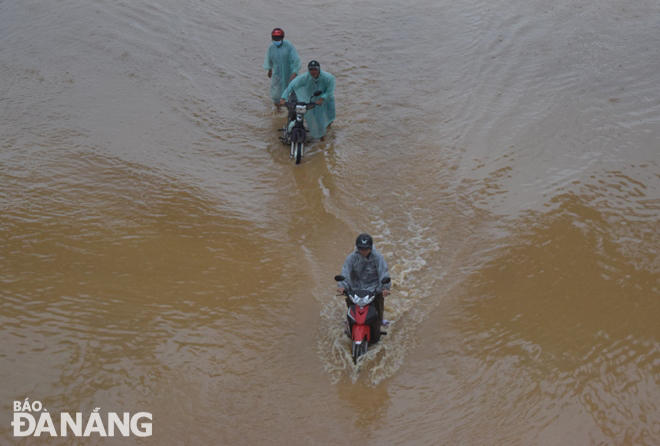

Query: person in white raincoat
[263,28,301,111]
[280,60,335,140]
[336,234,391,325]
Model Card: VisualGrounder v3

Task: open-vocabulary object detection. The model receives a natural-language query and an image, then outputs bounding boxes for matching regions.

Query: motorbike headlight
[350,294,364,306]
[295,105,307,114]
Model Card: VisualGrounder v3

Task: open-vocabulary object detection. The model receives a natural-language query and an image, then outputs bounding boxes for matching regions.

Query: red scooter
[334,274,391,364]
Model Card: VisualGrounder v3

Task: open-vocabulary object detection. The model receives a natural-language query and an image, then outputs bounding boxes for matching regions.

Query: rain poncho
[338,247,391,292]
[263,41,302,103]
[280,70,336,139]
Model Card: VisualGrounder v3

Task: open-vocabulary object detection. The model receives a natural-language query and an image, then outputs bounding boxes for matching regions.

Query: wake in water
[316,205,446,385]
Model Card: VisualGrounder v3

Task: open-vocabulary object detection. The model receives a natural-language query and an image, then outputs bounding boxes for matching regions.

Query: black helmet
[356,233,373,249]
[308,60,320,70]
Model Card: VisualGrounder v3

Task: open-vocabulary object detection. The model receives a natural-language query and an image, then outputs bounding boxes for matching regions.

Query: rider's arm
[263,47,273,71]
[376,252,391,291]
[280,74,301,102]
[320,72,336,101]
[289,43,302,76]
[338,253,354,290]
[264,48,273,79]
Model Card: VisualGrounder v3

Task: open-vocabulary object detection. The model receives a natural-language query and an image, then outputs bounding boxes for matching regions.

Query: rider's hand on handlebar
[279,98,286,105]
[316,97,324,105]
[383,290,390,297]
[337,287,345,295]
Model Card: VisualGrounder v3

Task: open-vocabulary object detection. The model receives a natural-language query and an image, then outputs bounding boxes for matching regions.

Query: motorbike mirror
[313,90,322,97]
[334,275,345,282]
[381,277,391,285]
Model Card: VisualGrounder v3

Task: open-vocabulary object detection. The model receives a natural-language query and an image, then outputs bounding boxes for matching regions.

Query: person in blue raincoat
[263,28,302,111]
[280,60,336,141]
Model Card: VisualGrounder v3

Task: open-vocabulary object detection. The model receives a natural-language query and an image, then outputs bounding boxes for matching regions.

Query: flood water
[1,0,659,444]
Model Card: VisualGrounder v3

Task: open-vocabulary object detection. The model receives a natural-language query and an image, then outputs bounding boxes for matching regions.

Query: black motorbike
[280,90,322,164]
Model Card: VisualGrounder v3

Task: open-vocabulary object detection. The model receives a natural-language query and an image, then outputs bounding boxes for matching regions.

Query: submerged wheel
[352,336,369,364]
[295,141,303,164]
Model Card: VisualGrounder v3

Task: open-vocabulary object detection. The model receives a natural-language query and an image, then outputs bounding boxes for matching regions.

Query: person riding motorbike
[337,234,391,325]
[263,28,301,112]
[279,60,335,141]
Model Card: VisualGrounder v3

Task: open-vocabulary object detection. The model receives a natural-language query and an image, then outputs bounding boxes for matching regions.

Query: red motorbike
[334,274,391,364]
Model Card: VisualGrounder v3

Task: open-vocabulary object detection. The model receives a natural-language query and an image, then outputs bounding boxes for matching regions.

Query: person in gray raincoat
[280,60,335,140]
[337,234,391,324]
[263,28,301,111]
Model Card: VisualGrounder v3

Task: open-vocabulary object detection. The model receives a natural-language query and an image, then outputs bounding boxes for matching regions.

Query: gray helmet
[355,233,373,249]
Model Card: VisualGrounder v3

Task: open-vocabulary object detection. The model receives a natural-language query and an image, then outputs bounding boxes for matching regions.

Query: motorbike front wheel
[352,337,368,364]
[295,141,304,164]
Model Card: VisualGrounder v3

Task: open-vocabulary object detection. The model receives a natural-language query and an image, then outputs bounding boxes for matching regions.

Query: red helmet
[271,28,285,39]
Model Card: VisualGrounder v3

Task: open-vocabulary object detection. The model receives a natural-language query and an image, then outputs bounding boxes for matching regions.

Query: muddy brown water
[1,0,659,444]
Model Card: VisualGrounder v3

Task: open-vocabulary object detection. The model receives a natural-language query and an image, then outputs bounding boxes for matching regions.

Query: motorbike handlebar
[335,274,391,297]
[284,101,317,109]
[337,286,390,296]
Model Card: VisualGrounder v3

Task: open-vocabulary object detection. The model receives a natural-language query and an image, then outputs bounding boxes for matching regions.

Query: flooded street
[1,0,659,444]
